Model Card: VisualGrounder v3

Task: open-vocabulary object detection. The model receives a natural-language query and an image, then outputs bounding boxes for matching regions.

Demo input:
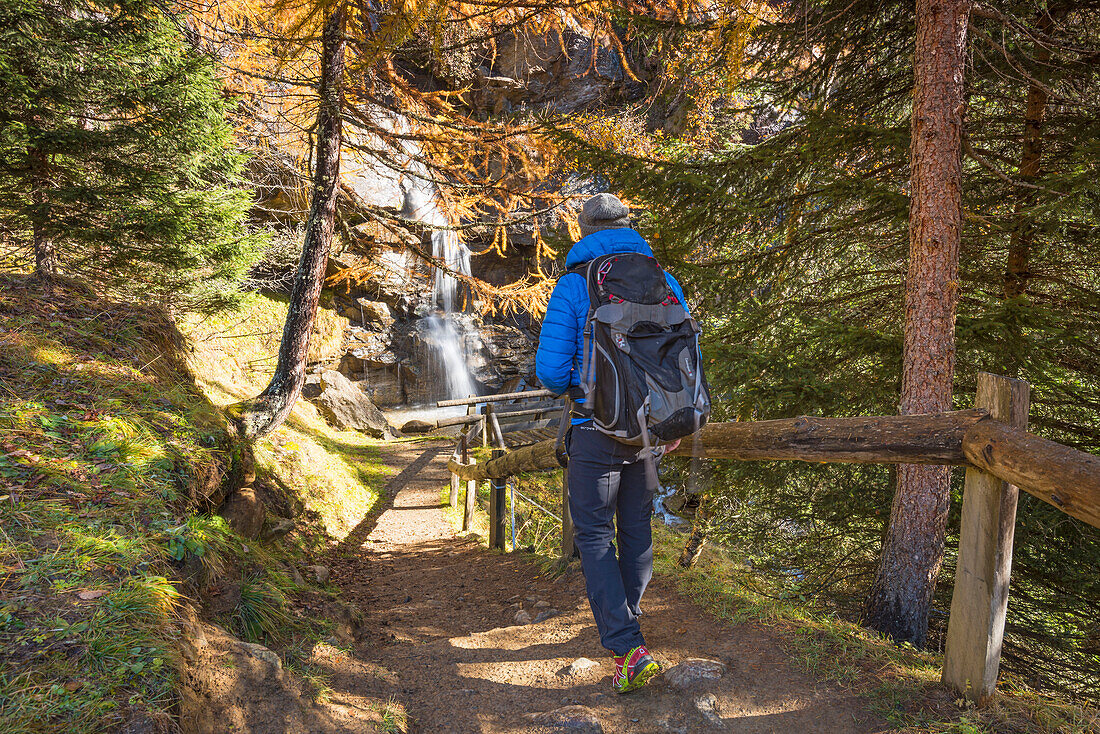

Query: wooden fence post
[449,435,463,508]
[942,372,1030,704]
[489,448,506,550]
[481,404,489,449]
[462,441,475,532]
[561,466,576,562]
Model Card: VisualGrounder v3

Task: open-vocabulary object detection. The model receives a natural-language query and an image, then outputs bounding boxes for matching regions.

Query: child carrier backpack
[571,252,711,457]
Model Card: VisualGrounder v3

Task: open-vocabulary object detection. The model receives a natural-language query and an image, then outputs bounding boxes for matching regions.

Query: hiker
[535,193,709,694]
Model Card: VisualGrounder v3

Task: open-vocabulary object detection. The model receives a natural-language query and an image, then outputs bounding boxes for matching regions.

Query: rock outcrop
[313,370,392,437]
[244,25,663,417]
[218,487,266,540]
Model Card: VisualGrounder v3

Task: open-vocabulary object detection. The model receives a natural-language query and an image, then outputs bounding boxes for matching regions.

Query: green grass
[0,277,226,731]
[233,571,296,642]
[0,279,395,732]
[372,695,408,733]
[649,521,1099,733]
[180,291,391,540]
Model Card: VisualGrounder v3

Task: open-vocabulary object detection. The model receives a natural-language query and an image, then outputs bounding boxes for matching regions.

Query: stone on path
[559,657,599,677]
[307,564,330,584]
[400,419,435,434]
[534,607,560,623]
[694,692,724,727]
[526,705,603,733]
[262,517,295,540]
[654,714,691,734]
[514,609,532,625]
[238,641,283,670]
[664,658,728,689]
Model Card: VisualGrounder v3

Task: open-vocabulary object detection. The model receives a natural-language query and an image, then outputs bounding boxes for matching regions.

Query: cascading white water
[424,313,476,399]
[401,167,477,400]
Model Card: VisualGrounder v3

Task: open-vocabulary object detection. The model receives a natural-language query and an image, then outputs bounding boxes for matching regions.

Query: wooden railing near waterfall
[442,374,1100,705]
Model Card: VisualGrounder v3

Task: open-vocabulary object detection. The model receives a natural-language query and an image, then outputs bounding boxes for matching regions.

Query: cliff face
[247,25,656,411]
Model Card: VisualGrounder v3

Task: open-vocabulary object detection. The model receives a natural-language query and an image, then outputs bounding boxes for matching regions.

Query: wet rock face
[477,29,644,115]
[464,320,537,392]
[334,312,537,408]
[341,298,393,328]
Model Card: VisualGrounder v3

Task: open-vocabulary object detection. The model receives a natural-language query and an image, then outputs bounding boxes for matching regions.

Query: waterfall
[402,168,477,400]
[424,313,476,399]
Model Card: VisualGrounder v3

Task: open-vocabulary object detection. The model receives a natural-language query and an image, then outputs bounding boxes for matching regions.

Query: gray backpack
[554,253,710,484]
[575,251,710,442]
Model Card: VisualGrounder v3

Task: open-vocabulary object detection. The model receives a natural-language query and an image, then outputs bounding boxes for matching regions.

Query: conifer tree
[557,0,1100,696]
[0,0,257,308]
[863,0,972,647]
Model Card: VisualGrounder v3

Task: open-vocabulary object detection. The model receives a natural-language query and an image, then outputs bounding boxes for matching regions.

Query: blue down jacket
[534,228,688,398]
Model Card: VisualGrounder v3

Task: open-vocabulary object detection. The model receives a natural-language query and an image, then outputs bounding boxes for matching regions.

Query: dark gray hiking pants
[567,421,654,656]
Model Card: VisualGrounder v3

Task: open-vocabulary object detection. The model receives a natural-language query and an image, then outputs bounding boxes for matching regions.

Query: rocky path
[319,441,888,733]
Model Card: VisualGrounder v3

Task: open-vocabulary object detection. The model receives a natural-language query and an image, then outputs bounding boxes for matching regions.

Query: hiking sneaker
[612,645,661,694]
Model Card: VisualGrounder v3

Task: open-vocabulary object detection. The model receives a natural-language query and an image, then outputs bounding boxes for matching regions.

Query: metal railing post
[561,466,575,562]
[489,447,506,550]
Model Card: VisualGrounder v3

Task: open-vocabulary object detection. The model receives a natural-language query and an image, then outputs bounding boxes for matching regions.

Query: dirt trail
[320,442,888,733]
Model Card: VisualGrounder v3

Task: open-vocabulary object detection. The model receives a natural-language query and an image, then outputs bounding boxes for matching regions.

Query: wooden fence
[442,374,1100,705]
[442,390,566,547]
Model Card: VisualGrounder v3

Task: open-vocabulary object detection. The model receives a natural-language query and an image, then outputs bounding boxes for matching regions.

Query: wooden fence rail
[431,404,560,429]
[436,389,554,407]
[446,409,988,480]
[445,375,1100,706]
[446,408,1100,530]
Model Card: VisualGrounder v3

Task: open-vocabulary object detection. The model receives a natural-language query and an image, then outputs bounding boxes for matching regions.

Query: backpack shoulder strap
[566,258,602,312]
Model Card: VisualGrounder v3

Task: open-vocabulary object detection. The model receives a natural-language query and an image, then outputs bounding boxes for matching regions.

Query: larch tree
[219,0,750,436]
[231,2,348,438]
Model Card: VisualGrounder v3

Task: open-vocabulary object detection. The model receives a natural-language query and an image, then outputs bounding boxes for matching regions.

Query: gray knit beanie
[578,193,630,238]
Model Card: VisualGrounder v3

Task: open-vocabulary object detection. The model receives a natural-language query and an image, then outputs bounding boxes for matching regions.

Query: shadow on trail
[330,444,442,557]
[317,440,885,734]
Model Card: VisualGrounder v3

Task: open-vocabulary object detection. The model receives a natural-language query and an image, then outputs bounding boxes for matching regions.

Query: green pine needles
[0,0,261,312]
[557,0,1100,701]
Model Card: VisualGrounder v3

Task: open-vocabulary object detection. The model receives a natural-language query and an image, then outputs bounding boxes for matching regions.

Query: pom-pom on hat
[578,193,630,238]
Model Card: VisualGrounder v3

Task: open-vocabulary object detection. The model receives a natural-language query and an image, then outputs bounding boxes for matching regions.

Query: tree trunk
[863,0,972,647]
[231,4,347,439]
[1002,8,1059,376]
[29,146,58,285]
